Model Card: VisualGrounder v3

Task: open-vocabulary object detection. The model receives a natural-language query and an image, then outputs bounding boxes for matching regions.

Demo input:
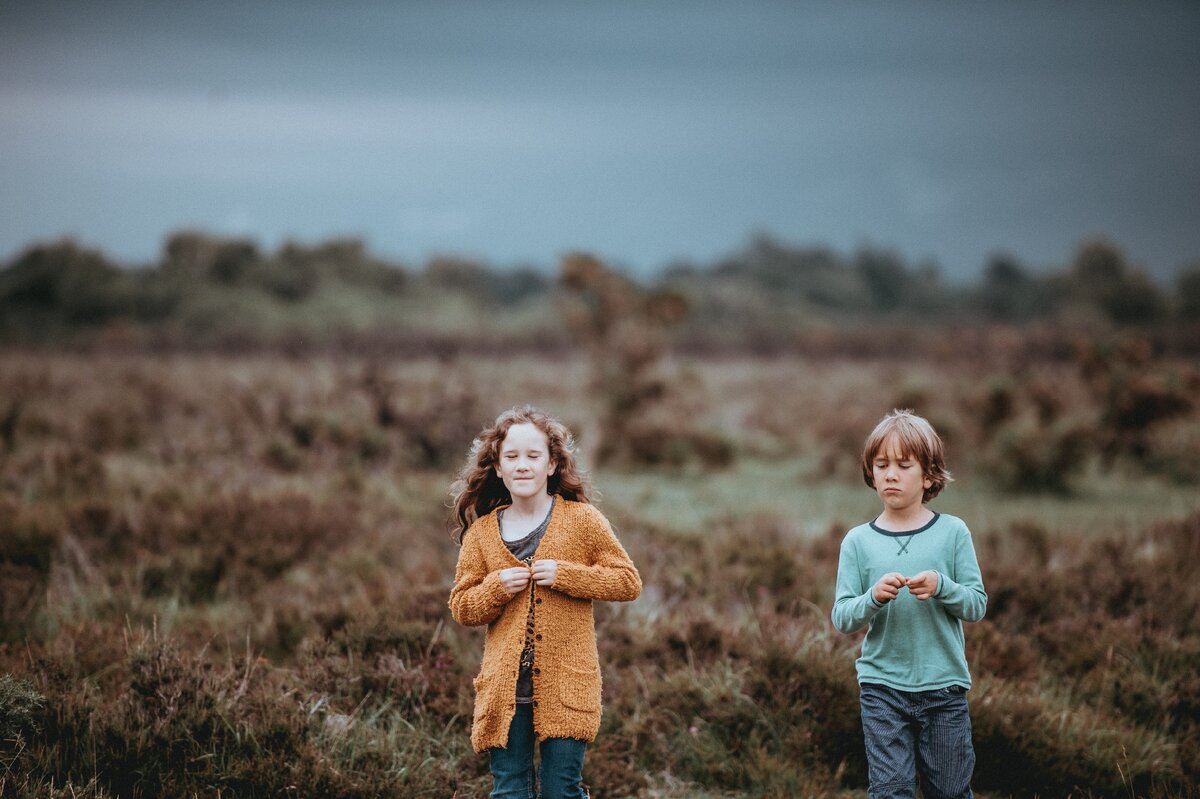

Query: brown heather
[0,338,1198,798]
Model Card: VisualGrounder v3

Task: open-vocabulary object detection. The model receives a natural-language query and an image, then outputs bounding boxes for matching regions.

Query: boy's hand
[873,572,906,604]
[499,566,532,595]
[531,559,558,587]
[906,570,939,600]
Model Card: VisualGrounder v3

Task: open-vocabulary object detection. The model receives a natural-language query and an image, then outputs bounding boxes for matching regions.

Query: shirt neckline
[869,511,940,537]
[499,495,557,546]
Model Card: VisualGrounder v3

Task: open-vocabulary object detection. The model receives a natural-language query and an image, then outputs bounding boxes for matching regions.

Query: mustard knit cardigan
[449,499,641,753]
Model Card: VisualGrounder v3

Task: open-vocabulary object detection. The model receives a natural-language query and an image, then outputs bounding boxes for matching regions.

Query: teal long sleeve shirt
[832,512,987,691]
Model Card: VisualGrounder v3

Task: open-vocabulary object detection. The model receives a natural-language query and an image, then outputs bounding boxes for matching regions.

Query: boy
[832,409,987,799]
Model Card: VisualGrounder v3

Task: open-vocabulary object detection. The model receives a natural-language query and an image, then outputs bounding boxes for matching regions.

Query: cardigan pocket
[559,665,601,713]
[471,674,492,724]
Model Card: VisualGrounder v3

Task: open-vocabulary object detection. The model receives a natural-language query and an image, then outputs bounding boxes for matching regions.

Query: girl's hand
[499,566,532,595]
[873,572,906,604]
[906,570,939,600]
[531,559,558,587]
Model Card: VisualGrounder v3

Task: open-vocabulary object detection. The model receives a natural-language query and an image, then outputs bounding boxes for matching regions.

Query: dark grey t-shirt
[499,496,556,704]
[500,497,554,562]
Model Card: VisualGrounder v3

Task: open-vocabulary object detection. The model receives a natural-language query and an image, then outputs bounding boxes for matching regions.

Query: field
[1,345,1199,798]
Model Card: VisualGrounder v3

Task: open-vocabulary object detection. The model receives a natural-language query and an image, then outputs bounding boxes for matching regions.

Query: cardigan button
[533,667,540,675]
[535,598,542,605]
[535,634,542,641]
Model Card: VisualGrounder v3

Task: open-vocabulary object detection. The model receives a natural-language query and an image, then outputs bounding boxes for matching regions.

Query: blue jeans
[859,683,975,799]
[489,703,588,799]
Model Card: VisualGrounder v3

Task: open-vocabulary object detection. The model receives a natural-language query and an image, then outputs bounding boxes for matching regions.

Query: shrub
[971,679,1185,796]
[0,502,58,642]
[363,368,482,470]
[0,673,44,742]
[132,489,355,603]
[0,242,134,333]
[983,416,1091,493]
[299,612,468,722]
[1143,417,1200,483]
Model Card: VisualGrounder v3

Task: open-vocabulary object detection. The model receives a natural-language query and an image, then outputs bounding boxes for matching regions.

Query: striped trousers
[859,682,975,799]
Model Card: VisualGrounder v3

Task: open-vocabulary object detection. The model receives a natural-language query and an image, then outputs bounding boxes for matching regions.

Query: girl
[449,405,641,799]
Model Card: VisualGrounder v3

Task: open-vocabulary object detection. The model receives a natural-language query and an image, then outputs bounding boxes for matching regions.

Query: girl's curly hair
[449,405,592,542]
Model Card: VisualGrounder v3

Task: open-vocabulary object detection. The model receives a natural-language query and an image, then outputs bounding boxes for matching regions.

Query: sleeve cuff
[552,561,579,592]
[483,571,514,605]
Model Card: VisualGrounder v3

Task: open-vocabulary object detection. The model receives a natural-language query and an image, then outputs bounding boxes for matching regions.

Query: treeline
[1,230,1198,350]
[0,233,552,346]
[671,234,1199,326]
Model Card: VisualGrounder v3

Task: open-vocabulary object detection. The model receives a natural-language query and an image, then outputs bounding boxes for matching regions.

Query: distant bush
[362,368,483,469]
[1078,336,1196,465]
[560,252,729,468]
[1071,239,1167,325]
[164,231,261,285]
[3,229,1199,355]
[1143,417,1200,483]
[1177,267,1200,320]
[984,416,1091,493]
[974,254,1062,321]
[0,242,135,337]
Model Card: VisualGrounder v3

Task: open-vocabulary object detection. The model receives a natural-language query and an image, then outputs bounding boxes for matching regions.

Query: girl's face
[495,422,557,503]
[871,433,932,514]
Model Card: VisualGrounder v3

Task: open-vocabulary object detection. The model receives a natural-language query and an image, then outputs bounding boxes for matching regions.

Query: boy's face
[871,434,932,513]
[495,422,557,502]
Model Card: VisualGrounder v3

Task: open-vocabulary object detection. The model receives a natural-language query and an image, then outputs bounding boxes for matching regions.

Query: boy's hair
[861,409,953,502]
[449,405,592,542]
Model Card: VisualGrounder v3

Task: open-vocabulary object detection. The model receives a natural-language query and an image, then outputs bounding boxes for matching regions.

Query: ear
[923,474,933,490]
[548,458,557,477]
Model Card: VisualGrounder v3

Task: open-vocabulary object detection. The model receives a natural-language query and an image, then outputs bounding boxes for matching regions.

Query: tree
[163,232,260,285]
[1175,267,1200,321]
[1071,239,1164,325]
[0,240,133,330]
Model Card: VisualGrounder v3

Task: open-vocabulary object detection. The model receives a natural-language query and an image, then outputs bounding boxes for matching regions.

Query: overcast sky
[1,1,1197,280]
